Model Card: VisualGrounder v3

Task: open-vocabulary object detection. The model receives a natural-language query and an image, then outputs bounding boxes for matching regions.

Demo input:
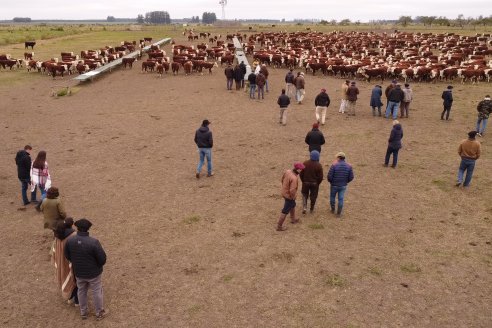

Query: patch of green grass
[187,304,201,314]
[432,179,450,191]
[222,274,233,282]
[308,223,324,230]
[324,273,347,287]
[368,266,383,276]
[400,263,422,273]
[184,215,200,224]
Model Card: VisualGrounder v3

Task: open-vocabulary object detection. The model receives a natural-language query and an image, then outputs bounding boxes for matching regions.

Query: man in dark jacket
[233,64,243,90]
[346,81,359,115]
[328,152,354,217]
[64,219,108,320]
[259,64,269,92]
[305,123,326,153]
[277,89,291,125]
[247,71,256,99]
[194,119,214,178]
[239,61,247,88]
[384,120,404,168]
[224,64,234,90]
[15,145,35,205]
[314,88,331,125]
[285,69,295,99]
[441,85,453,120]
[300,150,323,214]
[385,84,404,119]
[256,72,266,99]
[476,95,492,136]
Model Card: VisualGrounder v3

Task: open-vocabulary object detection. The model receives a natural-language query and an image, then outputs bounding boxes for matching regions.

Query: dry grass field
[0,24,491,327]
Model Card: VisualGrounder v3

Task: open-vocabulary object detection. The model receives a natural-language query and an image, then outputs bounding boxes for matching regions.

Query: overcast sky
[1,0,490,21]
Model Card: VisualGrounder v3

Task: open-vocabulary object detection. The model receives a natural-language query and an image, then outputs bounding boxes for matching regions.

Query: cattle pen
[73,37,172,83]
[233,37,251,78]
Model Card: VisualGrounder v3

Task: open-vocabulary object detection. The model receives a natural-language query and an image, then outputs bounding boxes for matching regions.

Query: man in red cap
[314,88,331,125]
[305,122,326,153]
[277,162,305,231]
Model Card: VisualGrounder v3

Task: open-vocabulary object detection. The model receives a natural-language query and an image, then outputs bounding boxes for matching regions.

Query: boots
[310,198,316,213]
[330,204,335,213]
[290,208,299,224]
[378,108,382,116]
[276,213,287,231]
[302,195,308,214]
[336,206,343,217]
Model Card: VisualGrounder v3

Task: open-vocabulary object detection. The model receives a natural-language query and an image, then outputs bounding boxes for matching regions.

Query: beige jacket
[341,83,349,100]
[41,197,67,230]
[458,139,481,160]
[281,170,299,200]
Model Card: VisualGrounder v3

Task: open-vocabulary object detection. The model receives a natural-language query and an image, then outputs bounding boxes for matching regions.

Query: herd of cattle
[0,38,154,78]
[240,30,492,83]
[1,30,492,83]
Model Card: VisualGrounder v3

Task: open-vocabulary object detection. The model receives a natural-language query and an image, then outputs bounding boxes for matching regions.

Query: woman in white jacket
[31,150,51,211]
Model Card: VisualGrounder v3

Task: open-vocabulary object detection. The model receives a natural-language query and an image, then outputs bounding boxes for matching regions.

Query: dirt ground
[1,35,492,328]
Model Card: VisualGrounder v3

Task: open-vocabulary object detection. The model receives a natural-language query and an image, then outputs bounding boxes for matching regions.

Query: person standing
[327,152,354,217]
[285,69,295,99]
[256,71,266,100]
[384,80,397,116]
[259,64,270,92]
[277,162,305,231]
[305,123,326,153]
[15,145,35,206]
[277,89,291,126]
[476,95,492,137]
[314,88,331,125]
[339,80,349,113]
[194,119,213,178]
[295,72,305,104]
[31,150,51,211]
[385,84,404,119]
[384,120,404,168]
[239,61,247,89]
[441,85,454,120]
[64,218,108,320]
[400,83,413,118]
[370,85,383,117]
[456,131,481,187]
[233,64,243,91]
[300,150,323,214]
[224,64,234,90]
[52,218,78,305]
[40,187,67,230]
[247,71,256,99]
[346,81,359,116]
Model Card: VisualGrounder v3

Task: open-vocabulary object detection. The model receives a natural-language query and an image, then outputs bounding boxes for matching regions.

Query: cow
[122,57,136,68]
[24,52,34,60]
[198,61,218,74]
[0,59,18,70]
[171,62,181,75]
[25,41,36,49]
[440,68,458,81]
[358,67,386,83]
[183,61,193,75]
[0,54,11,60]
[143,37,152,43]
[26,60,41,72]
[142,61,156,72]
[76,64,90,74]
[156,64,164,77]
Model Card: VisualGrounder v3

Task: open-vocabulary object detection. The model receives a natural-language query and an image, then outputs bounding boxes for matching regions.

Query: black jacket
[315,92,331,107]
[285,71,294,84]
[305,129,326,152]
[64,231,107,279]
[239,62,246,75]
[248,72,256,84]
[233,66,243,81]
[388,87,404,103]
[224,67,234,79]
[194,126,213,148]
[15,150,31,180]
[442,90,453,107]
[388,124,403,149]
[277,94,290,108]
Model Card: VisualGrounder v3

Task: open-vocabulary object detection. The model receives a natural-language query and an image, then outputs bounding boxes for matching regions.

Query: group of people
[15,146,109,321]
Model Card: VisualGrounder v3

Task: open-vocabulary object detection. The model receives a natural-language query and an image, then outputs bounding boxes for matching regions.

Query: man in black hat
[441,85,454,120]
[194,119,214,178]
[64,218,108,320]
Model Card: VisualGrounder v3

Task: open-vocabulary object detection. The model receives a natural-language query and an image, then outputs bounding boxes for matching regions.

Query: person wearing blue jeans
[194,119,214,178]
[15,145,36,205]
[248,71,257,99]
[476,95,492,136]
[385,84,404,120]
[456,131,481,187]
[384,120,403,168]
[327,152,354,217]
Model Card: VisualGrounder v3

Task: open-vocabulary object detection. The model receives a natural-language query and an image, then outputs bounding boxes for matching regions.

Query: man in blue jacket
[65,218,108,320]
[327,152,354,217]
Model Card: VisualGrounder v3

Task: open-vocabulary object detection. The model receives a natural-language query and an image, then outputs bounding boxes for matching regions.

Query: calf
[141,61,156,72]
[122,57,136,68]
[171,62,181,75]
[183,61,193,75]
[24,52,34,60]
[25,41,36,49]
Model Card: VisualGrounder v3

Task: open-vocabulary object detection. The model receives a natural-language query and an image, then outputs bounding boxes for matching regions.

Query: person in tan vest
[456,131,481,187]
[339,80,349,113]
[277,162,305,231]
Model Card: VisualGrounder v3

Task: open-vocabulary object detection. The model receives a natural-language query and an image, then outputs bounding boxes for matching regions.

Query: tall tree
[107,16,116,22]
[398,16,412,27]
[145,11,171,24]
[202,12,217,24]
[137,14,144,24]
